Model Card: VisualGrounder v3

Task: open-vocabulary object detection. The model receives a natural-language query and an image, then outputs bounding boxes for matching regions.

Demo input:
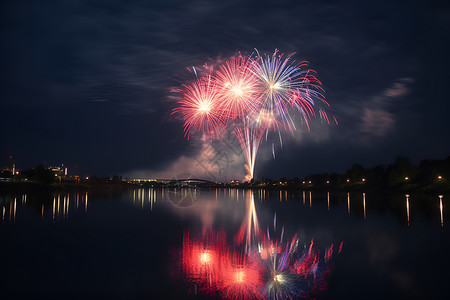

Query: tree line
[254,156,450,192]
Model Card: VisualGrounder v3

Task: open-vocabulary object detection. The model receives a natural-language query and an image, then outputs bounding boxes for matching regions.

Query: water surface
[0,188,448,299]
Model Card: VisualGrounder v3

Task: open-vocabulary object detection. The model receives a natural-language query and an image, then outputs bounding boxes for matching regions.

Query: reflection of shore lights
[363,192,366,219]
[406,194,410,226]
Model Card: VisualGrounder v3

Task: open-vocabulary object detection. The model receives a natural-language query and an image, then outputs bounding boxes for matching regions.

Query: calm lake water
[0,188,448,299]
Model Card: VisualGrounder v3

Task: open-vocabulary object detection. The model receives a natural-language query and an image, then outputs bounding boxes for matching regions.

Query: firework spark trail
[234,121,266,182]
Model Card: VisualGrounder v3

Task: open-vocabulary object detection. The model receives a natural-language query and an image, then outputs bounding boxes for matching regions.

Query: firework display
[173,50,335,180]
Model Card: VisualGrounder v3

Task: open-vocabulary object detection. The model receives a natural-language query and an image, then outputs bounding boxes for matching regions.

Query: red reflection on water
[176,195,342,299]
[181,230,264,299]
[178,229,340,299]
[219,254,264,299]
[181,231,225,290]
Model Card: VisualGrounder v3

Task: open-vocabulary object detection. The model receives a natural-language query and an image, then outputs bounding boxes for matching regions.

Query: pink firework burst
[214,55,262,121]
[173,76,225,139]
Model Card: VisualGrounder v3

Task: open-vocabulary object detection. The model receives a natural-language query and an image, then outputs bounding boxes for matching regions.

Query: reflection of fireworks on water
[178,230,341,299]
[176,194,342,299]
[258,233,343,299]
[180,230,264,299]
[219,253,264,299]
[173,50,336,181]
[180,230,225,292]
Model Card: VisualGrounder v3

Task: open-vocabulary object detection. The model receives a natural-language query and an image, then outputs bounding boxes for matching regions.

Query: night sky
[1,0,450,180]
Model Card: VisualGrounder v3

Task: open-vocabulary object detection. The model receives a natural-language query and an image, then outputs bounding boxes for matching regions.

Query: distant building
[0,156,16,181]
[9,156,15,175]
[47,165,69,183]
[64,175,80,183]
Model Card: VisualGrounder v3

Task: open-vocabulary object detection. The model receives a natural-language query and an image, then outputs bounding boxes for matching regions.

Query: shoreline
[1,180,448,194]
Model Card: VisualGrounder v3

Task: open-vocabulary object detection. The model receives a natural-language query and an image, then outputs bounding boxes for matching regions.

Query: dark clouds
[1,0,449,178]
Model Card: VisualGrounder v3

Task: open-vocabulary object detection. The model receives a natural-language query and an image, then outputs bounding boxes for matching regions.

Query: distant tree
[385,156,417,186]
[33,165,55,184]
[112,175,122,184]
[346,164,365,181]
[367,164,385,187]
[0,170,13,178]
[261,177,272,184]
[329,172,340,184]
[21,168,34,179]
